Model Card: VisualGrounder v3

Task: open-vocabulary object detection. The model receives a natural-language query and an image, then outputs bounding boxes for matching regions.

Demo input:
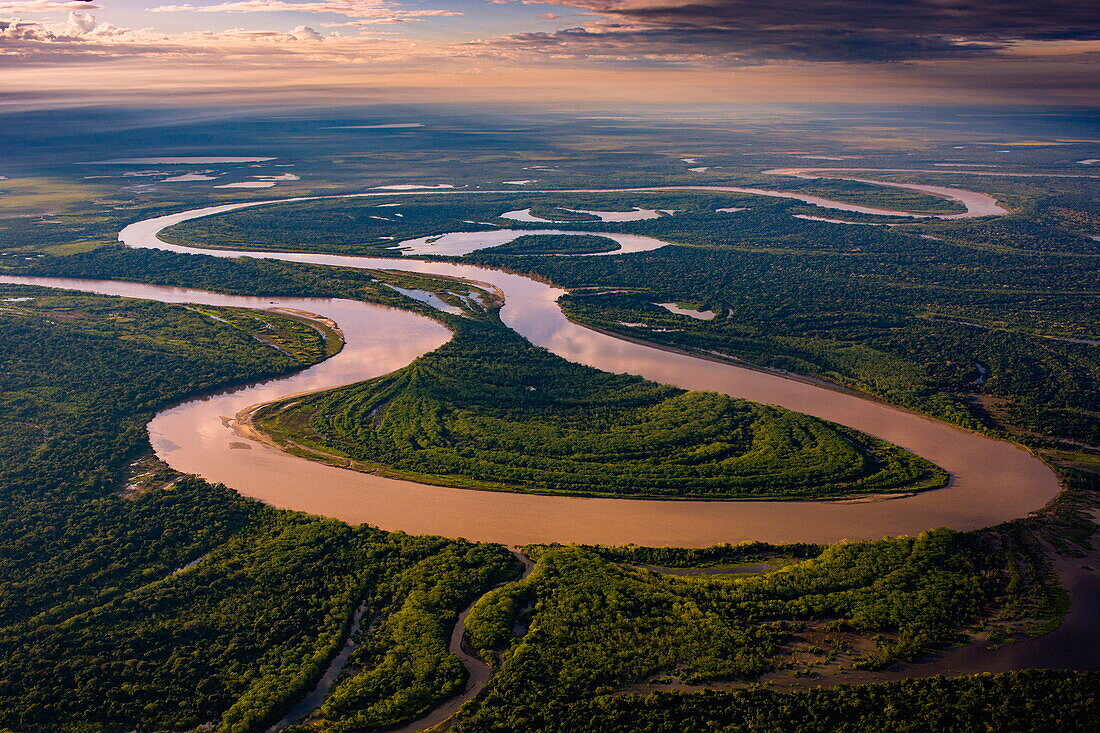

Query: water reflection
[0,207,1059,546]
[0,176,1053,545]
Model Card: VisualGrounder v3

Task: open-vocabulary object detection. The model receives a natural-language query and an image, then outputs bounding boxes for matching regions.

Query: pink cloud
[323,12,460,27]
[0,1,100,11]
[149,0,459,20]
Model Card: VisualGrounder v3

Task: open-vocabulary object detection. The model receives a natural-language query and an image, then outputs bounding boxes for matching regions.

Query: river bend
[0,174,1060,546]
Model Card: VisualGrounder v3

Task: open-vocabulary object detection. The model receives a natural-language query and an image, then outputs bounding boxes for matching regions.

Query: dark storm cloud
[488,25,1002,64]
[492,0,1100,62]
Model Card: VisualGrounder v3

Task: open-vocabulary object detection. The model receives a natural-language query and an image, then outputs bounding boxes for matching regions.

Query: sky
[2,0,1099,108]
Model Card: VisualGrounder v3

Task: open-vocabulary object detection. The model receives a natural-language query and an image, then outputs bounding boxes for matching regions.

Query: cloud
[2,0,1097,107]
[478,0,1100,63]
[150,0,386,13]
[67,10,94,32]
[149,0,461,22]
[322,12,460,27]
[0,1,98,11]
[0,10,398,65]
[291,24,321,40]
[471,25,1008,66]
[147,1,464,28]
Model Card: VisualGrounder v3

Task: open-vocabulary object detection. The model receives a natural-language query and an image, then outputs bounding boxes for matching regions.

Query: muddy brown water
[0,175,1059,546]
[0,177,1088,729]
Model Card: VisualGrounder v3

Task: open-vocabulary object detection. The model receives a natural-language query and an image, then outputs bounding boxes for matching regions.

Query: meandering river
[0,172,1062,546]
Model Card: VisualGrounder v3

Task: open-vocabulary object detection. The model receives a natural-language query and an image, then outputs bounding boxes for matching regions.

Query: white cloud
[146,1,465,30]
[150,0,461,21]
[67,10,94,33]
[322,12,460,27]
[291,24,321,40]
[0,7,437,68]
[0,1,100,11]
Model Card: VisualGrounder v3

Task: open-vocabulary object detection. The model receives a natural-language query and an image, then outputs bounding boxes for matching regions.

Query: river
[0,172,1061,547]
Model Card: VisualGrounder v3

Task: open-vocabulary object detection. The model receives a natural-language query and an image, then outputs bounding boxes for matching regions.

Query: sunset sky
[3,0,1099,108]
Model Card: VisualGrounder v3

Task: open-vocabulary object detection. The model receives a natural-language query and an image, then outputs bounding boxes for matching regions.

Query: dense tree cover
[0,290,324,489]
[451,671,1099,732]
[472,239,1098,445]
[154,186,961,259]
[0,516,515,733]
[584,541,822,568]
[0,288,299,614]
[481,233,622,255]
[256,318,945,499]
[19,244,492,319]
[752,176,968,214]
[912,192,1100,255]
[0,287,519,731]
[925,216,1100,254]
[153,192,756,255]
[526,204,603,222]
[186,304,344,360]
[454,530,1063,730]
[289,545,519,731]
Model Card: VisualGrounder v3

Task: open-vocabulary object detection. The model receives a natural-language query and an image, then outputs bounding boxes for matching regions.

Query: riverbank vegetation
[253,318,946,500]
[472,229,1098,447]
[153,184,963,258]
[453,524,1074,731]
[17,244,496,319]
[0,285,519,732]
[0,252,1094,732]
[152,192,752,255]
[453,670,1099,732]
[481,233,622,255]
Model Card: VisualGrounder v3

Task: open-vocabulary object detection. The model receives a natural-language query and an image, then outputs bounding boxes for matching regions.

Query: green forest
[0,246,1096,732]
[481,233,623,255]
[466,211,1098,447]
[448,671,1099,732]
[449,524,1081,731]
[0,170,1095,731]
[253,318,945,499]
[0,285,519,732]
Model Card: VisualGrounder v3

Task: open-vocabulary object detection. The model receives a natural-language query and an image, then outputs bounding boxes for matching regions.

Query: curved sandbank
[0,169,1057,546]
